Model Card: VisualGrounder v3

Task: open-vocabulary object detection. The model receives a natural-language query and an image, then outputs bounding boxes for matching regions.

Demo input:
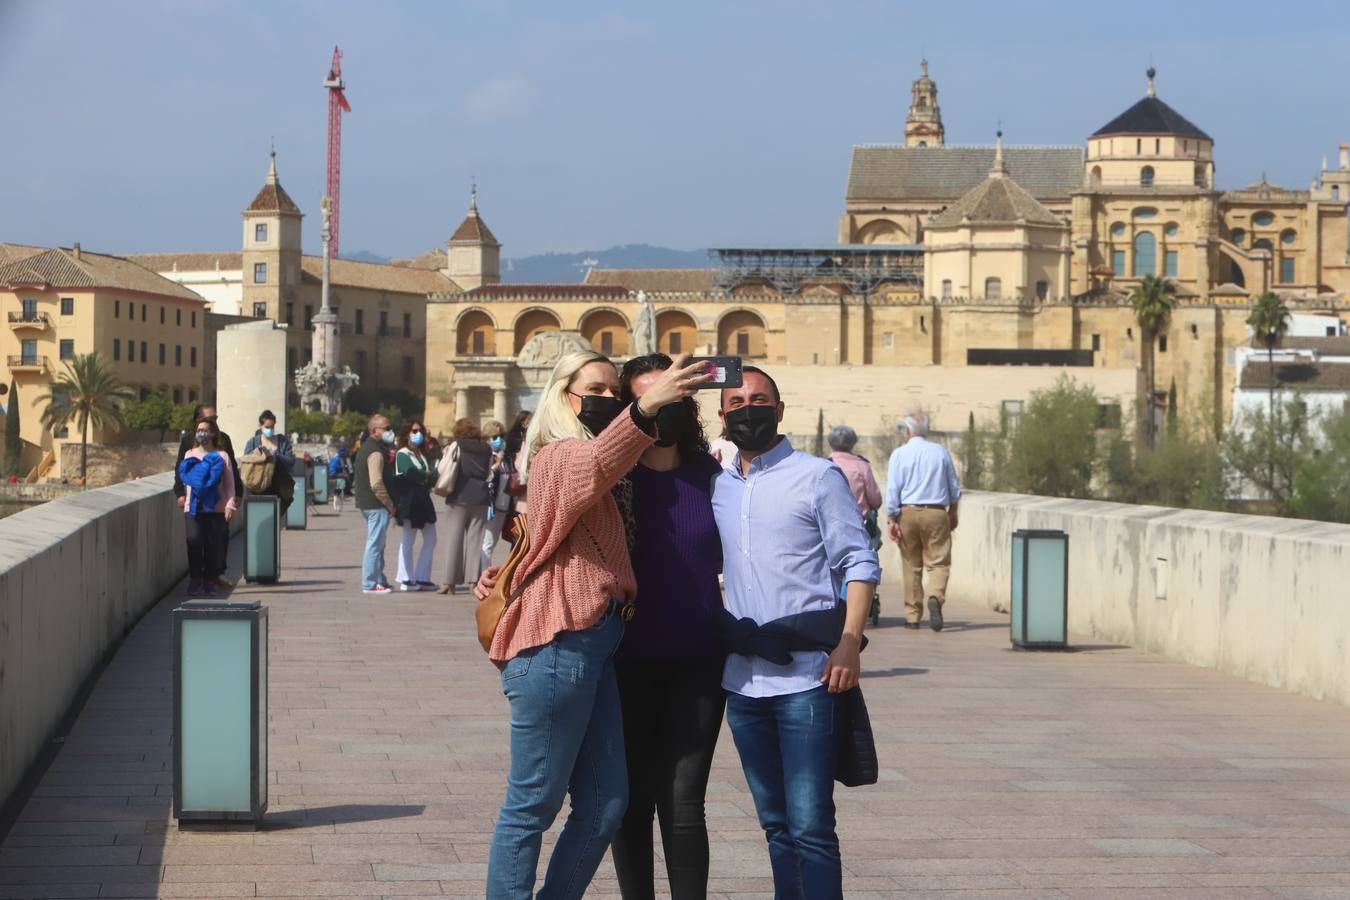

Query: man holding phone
[711,365,878,900]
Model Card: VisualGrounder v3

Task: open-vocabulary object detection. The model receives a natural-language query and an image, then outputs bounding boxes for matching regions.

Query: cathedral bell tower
[905,59,945,148]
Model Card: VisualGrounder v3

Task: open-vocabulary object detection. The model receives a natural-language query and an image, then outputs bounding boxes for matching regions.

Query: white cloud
[460,77,536,119]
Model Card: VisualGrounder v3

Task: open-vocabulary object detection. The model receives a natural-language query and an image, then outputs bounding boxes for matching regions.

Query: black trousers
[611,656,726,900]
[185,512,227,581]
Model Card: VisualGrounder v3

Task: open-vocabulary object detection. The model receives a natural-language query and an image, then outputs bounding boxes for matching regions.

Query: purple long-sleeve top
[618,452,725,660]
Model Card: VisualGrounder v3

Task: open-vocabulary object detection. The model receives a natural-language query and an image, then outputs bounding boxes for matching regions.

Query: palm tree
[37,353,134,484]
[1246,291,1291,419]
[1129,274,1178,448]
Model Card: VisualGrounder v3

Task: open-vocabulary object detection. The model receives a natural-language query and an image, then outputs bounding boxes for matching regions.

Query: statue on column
[294,195,359,414]
[631,290,657,356]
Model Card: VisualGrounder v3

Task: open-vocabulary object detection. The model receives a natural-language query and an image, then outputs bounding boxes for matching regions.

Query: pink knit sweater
[488,411,654,662]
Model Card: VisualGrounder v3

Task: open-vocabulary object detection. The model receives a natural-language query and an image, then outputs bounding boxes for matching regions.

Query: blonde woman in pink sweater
[485,349,707,900]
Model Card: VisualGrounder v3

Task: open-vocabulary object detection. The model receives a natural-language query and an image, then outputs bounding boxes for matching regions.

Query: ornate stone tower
[241,151,303,321]
[905,59,944,148]
[293,195,358,414]
[443,188,501,290]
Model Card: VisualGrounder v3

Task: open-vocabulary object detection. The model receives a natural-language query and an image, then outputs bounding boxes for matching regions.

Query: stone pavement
[4,507,1350,899]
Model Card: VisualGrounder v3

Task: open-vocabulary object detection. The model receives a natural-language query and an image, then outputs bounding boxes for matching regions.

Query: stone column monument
[294,195,359,413]
[631,290,657,356]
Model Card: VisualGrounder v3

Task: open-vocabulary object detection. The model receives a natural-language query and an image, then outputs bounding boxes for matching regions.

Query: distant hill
[503,244,710,283]
[345,249,393,264]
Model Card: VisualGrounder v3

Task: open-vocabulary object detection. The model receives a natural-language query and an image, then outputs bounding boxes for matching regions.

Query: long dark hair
[397,418,428,458]
[504,410,531,460]
[619,353,710,461]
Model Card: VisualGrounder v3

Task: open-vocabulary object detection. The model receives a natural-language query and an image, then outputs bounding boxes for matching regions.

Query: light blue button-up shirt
[713,437,881,699]
[884,436,962,516]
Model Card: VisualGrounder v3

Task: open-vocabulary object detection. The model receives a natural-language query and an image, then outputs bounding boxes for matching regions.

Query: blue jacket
[179,452,225,517]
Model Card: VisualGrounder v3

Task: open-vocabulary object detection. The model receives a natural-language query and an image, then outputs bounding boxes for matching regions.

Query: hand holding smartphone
[686,356,743,389]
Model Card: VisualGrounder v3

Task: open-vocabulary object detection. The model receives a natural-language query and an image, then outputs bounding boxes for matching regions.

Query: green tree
[1007,377,1100,498]
[1166,377,1179,439]
[959,411,985,490]
[1224,396,1317,515]
[1102,429,1137,502]
[1129,273,1178,448]
[813,408,825,457]
[37,353,134,484]
[1290,402,1350,523]
[333,410,369,443]
[169,402,198,436]
[1133,434,1227,511]
[986,406,1011,489]
[123,391,176,440]
[344,385,423,419]
[286,407,335,438]
[3,379,20,477]
[1246,290,1292,419]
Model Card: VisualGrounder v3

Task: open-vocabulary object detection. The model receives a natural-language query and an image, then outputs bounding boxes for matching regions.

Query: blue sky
[3,0,1349,259]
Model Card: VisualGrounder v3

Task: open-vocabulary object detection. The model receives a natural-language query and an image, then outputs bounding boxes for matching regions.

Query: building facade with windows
[0,243,207,477]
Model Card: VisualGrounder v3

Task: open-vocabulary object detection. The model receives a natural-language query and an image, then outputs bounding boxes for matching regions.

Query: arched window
[1110,222,1126,237]
[717,310,767,358]
[1133,231,1157,277]
[580,308,629,357]
[513,309,561,354]
[984,277,1002,300]
[1253,238,1274,253]
[1091,165,1102,184]
[1165,223,1179,237]
[1333,185,1341,201]
[456,309,496,356]
[1230,227,1246,246]
[1280,228,1297,245]
[656,309,697,355]
[1140,166,1155,187]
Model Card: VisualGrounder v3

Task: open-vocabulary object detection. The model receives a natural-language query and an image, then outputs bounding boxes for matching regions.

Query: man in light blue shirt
[884,414,961,630]
[712,366,880,900]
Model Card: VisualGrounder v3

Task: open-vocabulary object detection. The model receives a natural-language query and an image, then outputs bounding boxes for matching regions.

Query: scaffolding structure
[709,245,924,294]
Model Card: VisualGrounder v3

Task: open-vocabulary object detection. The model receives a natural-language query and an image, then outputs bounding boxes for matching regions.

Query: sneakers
[928,596,944,632]
[362,584,393,595]
[187,579,205,595]
[212,576,235,590]
[398,581,418,592]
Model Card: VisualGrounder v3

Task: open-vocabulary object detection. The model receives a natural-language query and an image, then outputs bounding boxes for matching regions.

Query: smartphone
[688,355,743,389]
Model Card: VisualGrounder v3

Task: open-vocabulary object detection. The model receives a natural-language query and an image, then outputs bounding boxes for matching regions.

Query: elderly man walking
[884,415,961,631]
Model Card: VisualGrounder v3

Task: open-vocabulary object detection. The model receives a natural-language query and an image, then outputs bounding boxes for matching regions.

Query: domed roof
[1091,68,1211,141]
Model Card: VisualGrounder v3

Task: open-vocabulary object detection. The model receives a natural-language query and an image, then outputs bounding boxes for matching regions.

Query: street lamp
[1010,529,1069,649]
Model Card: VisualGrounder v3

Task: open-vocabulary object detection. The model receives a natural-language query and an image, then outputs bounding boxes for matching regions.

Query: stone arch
[455,307,497,356]
[656,309,698,355]
[856,219,908,244]
[716,308,767,358]
[578,307,630,357]
[513,307,562,354]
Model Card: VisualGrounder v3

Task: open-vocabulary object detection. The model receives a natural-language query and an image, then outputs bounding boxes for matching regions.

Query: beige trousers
[899,507,952,624]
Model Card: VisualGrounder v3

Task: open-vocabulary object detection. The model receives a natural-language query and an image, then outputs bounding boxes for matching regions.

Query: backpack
[239,448,276,494]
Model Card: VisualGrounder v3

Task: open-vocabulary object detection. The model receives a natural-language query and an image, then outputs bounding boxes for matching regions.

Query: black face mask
[575,394,623,435]
[654,401,696,448]
[723,404,778,452]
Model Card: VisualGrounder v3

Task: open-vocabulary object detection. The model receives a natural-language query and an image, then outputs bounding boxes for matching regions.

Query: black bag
[834,686,878,787]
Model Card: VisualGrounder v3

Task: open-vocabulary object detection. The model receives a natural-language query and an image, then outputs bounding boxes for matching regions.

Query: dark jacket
[174,428,242,499]
[718,605,878,787]
[447,438,493,506]
[354,436,394,512]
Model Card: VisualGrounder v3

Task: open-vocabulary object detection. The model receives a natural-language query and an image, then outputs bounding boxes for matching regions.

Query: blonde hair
[482,419,506,438]
[520,350,612,483]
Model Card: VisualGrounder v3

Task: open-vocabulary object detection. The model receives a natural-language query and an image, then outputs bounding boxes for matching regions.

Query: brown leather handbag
[475,513,531,653]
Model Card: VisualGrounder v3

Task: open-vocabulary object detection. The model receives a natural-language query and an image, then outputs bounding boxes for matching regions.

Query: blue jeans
[360,507,391,589]
[487,608,628,900]
[725,685,840,900]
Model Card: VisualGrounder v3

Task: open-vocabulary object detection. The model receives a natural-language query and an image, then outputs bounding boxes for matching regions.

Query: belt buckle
[617,602,636,623]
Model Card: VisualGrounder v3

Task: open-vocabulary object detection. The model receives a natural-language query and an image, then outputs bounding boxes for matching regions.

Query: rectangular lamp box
[1010,529,1069,650]
[311,463,329,505]
[173,599,268,828]
[287,470,308,530]
[244,494,279,584]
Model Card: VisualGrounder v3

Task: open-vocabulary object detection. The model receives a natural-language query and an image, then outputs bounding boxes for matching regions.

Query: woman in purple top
[610,353,725,900]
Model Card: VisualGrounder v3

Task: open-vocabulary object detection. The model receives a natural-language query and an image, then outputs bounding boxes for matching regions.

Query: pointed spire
[1146,65,1157,97]
[990,127,1007,177]
[469,178,478,213]
[267,149,278,185]
[920,57,928,78]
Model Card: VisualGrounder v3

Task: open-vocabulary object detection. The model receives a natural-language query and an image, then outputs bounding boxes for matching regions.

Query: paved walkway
[4,507,1350,899]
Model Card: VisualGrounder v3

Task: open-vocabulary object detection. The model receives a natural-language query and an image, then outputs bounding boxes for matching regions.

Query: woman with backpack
[436,418,493,594]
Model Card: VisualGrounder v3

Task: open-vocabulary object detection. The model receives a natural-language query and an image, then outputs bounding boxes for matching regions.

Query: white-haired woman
[483,349,708,900]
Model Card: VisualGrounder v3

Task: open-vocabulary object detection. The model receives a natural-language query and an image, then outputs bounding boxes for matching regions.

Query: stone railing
[947,491,1350,706]
[0,472,186,809]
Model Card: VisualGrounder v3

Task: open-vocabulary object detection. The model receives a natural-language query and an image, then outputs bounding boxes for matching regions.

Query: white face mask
[381,430,396,445]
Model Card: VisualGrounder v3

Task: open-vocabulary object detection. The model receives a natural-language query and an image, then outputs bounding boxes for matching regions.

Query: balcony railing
[6,354,49,371]
[7,311,51,329]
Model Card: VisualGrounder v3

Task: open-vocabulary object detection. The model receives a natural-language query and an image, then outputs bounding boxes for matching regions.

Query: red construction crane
[323,46,351,257]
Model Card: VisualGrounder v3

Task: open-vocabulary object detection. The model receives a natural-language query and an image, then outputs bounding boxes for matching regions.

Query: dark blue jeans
[725,685,840,900]
[486,608,627,900]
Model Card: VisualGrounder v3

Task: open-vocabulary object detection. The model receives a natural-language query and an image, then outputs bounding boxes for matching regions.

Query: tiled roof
[125,251,243,272]
[463,284,630,301]
[1091,96,1211,141]
[0,247,205,302]
[299,256,457,295]
[846,145,1083,203]
[0,242,47,265]
[583,268,716,293]
[390,248,448,270]
[451,210,499,245]
[928,172,1063,228]
[1248,335,1350,355]
[1240,360,1350,391]
[246,181,301,214]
